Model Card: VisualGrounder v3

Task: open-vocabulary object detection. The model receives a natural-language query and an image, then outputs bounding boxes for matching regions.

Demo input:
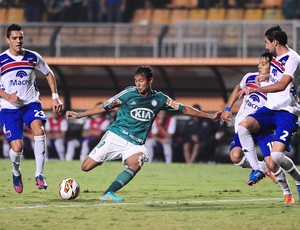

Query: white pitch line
[0,198,282,211]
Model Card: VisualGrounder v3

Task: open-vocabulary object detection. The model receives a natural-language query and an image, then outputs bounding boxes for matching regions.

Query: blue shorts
[0,102,47,143]
[230,132,274,158]
[249,106,298,147]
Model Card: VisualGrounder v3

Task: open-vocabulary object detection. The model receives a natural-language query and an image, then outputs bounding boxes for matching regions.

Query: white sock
[9,149,22,176]
[274,168,291,196]
[237,126,260,170]
[234,156,251,168]
[271,152,300,184]
[34,135,46,177]
[258,161,267,172]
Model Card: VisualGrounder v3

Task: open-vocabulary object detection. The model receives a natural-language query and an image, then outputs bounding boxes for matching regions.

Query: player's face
[134,74,152,96]
[6,30,24,56]
[258,57,270,75]
[264,37,276,56]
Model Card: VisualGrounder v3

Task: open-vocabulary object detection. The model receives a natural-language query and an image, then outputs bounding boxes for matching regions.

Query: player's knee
[271,152,285,165]
[230,148,243,164]
[81,157,99,172]
[81,164,90,172]
[264,156,279,172]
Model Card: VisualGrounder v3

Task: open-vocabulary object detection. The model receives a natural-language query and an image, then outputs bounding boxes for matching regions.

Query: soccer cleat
[284,194,295,204]
[247,169,265,186]
[35,175,48,190]
[265,169,278,184]
[13,174,23,193]
[99,192,124,202]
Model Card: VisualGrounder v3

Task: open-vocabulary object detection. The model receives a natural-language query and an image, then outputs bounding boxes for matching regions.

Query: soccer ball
[58,178,80,200]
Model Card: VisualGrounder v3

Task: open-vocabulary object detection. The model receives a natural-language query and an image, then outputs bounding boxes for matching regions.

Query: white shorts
[88,131,149,164]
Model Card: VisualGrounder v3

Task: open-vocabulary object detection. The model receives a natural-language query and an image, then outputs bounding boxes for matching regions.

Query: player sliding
[66,65,222,201]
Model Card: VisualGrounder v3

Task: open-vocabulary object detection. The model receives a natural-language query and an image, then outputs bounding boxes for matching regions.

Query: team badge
[151,99,157,107]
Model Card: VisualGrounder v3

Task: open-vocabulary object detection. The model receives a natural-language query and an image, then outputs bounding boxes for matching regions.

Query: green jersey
[103,86,184,145]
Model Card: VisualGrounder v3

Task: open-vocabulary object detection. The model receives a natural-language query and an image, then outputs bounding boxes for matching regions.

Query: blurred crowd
[0,0,299,23]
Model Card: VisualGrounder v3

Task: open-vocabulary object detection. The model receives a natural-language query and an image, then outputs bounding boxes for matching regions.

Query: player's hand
[66,111,79,119]
[255,74,269,85]
[221,110,232,123]
[212,110,222,120]
[7,91,22,106]
[52,98,63,115]
[237,88,251,99]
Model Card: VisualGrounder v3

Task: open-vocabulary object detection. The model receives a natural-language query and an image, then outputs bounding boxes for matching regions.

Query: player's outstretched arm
[221,83,241,123]
[66,103,106,119]
[181,105,222,120]
[45,71,63,114]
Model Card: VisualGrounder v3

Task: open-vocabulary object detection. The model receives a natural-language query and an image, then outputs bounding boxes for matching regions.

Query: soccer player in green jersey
[66,66,222,201]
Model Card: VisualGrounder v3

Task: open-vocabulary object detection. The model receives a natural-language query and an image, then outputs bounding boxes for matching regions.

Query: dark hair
[260,52,273,64]
[265,25,287,45]
[134,66,153,80]
[6,23,23,38]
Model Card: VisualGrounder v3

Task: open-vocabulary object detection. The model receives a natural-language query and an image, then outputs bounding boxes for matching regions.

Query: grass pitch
[0,159,299,230]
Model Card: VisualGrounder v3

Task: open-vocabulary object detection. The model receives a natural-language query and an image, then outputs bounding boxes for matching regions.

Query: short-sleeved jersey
[234,72,268,132]
[103,86,184,145]
[0,49,51,109]
[265,48,300,113]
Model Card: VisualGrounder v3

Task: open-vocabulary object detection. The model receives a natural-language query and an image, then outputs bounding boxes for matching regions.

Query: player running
[0,24,63,193]
[66,65,222,201]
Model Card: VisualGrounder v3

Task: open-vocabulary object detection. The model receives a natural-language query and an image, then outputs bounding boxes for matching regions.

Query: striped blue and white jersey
[0,49,51,109]
[265,48,300,114]
[234,72,268,132]
[103,86,184,145]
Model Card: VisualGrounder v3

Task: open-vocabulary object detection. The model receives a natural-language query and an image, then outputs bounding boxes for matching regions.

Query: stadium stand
[263,8,283,20]
[167,0,190,8]
[169,9,189,24]
[6,8,24,23]
[225,8,244,20]
[207,8,226,20]
[188,9,207,20]
[0,8,7,23]
[167,0,198,9]
[244,8,264,20]
[131,8,152,25]
[150,9,171,25]
[262,0,282,8]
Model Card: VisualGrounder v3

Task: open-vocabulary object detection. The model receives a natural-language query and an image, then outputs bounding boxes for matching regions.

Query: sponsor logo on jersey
[249,94,260,102]
[166,98,180,109]
[28,58,34,64]
[130,108,154,121]
[10,79,31,86]
[107,99,122,108]
[16,70,27,78]
[244,98,261,110]
[9,70,31,86]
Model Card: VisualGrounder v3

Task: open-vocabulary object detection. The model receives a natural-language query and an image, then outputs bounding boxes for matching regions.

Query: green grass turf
[0,159,299,230]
